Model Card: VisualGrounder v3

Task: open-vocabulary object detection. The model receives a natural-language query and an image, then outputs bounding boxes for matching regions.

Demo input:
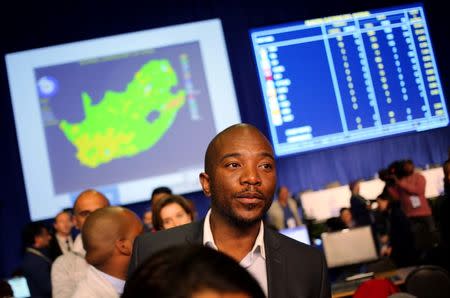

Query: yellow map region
[59,59,186,168]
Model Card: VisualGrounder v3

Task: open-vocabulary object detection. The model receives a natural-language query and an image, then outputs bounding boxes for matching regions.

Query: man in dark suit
[22,222,53,298]
[129,123,331,298]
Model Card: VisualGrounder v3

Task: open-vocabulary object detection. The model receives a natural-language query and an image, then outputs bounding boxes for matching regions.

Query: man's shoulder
[136,220,202,244]
[133,221,203,263]
[52,252,88,275]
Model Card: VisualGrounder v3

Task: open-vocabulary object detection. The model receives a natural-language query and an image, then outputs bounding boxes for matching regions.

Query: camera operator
[384,159,438,263]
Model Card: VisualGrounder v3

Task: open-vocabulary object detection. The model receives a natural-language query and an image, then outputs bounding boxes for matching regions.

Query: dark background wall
[1,0,449,278]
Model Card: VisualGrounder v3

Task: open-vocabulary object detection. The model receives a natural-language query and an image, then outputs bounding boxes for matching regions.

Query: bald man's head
[199,123,276,228]
[73,189,110,230]
[203,123,272,176]
[82,207,143,274]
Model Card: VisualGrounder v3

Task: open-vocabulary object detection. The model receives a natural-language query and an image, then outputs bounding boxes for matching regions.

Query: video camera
[378,160,408,185]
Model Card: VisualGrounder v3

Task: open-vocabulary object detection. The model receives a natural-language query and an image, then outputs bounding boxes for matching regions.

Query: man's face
[377,198,389,212]
[200,127,276,227]
[74,194,109,230]
[340,209,353,225]
[143,211,153,227]
[54,212,73,236]
[278,186,289,204]
[35,228,51,248]
[404,161,415,176]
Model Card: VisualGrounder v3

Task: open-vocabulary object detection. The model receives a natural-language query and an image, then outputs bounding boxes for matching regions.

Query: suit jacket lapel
[185,219,204,244]
[265,227,285,298]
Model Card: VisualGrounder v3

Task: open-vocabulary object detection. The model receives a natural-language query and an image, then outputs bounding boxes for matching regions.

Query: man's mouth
[236,192,264,204]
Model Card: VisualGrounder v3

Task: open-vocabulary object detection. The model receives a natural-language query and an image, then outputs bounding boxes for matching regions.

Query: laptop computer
[279,225,311,245]
[321,226,378,269]
[5,276,31,298]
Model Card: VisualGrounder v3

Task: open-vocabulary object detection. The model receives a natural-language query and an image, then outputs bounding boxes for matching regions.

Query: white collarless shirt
[93,266,125,295]
[203,209,268,296]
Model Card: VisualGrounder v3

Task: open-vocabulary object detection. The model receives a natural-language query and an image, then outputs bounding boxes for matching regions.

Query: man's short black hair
[22,222,48,248]
[339,207,350,215]
[349,179,361,191]
[151,186,172,199]
[123,244,265,298]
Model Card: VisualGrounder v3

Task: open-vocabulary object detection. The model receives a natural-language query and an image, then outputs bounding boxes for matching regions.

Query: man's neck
[209,212,261,262]
[32,244,45,250]
[92,264,126,295]
[97,261,126,281]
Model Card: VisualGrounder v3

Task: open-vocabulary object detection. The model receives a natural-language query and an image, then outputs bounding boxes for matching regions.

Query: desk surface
[331,266,417,298]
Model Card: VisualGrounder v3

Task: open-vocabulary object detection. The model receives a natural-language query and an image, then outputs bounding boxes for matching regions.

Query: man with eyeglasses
[51,189,110,298]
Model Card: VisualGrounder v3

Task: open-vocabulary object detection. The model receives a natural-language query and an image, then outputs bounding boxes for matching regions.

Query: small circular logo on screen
[37,76,59,97]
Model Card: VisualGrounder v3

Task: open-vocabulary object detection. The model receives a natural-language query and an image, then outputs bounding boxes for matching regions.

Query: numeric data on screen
[250,5,448,156]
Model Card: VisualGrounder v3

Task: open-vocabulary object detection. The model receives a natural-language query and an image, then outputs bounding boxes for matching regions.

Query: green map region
[59,59,186,168]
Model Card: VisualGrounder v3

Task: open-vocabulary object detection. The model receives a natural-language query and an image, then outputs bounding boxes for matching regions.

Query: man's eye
[260,163,273,170]
[77,211,91,218]
[226,162,240,168]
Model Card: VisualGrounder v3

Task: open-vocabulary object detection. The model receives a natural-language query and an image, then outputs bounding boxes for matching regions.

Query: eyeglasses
[75,210,91,218]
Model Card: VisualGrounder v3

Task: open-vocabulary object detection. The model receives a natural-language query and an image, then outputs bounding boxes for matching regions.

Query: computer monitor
[249,3,449,157]
[6,276,31,298]
[4,18,240,221]
[279,225,311,245]
[321,226,378,268]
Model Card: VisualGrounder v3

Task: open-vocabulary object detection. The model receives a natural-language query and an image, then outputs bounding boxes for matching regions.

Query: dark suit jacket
[129,220,331,298]
[22,248,52,298]
[48,235,63,261]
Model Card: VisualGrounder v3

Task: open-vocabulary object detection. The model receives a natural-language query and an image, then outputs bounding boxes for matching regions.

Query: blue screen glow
[250,4,449,156]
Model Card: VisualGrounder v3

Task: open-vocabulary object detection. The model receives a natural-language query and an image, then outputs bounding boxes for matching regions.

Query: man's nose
[240,165,262,185]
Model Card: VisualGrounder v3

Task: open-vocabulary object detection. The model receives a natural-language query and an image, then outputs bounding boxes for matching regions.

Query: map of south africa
[59,59,186,168]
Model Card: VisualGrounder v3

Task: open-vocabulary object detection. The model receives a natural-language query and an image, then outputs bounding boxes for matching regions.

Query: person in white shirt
[129,123,331,298]
[51,189,110,298]
[72,206,143,297]
[267,186,303,230]
[49,211,74,260]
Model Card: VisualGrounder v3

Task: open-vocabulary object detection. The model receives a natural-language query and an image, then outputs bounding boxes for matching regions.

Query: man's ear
[199,172,211,197]
[116,239,132,256]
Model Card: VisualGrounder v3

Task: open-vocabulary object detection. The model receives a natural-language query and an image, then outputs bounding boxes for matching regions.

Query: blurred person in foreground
[72,207,143,297]
[129,123,330,298]
[51,189,110,298]
[123,244,265,298]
